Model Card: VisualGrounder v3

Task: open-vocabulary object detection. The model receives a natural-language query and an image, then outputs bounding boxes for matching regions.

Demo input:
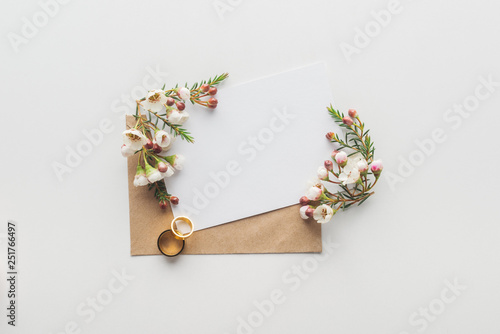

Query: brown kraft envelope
[126,115,322,255]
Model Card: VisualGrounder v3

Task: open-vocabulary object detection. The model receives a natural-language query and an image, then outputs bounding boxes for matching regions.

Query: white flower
[178,87,191,101]
[305,186,322,201]
[313,204,334,224]
[172,154,185,170]
[146,166,163,183]
[357,159,369,173]
[338,153,364,185]
[317,166,328,180]
[338,169,360,185]
[141,89,168,112]
[161,168,174,178]
[122,129,148,151]
[133,166,149,187]
[167,109,190,125]
[121,145,135,157]
[307,178,325,190]
[157,162,175,178]
[156,137,176,155]
[154,130,173,149]
[134,174,149,187]
[300,206,310,219]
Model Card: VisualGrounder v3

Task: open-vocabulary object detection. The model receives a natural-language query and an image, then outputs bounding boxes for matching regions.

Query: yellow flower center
[127,133,141,142]
[148,92,161,103]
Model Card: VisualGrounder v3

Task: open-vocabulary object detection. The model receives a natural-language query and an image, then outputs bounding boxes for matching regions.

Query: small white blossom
[133,166,149,187]
[154,130,173,149]
[172,154,185,170]
[313,204,334,224]
[178,87,191,100]
[300,206,310,219]
[161,164,175,178]
[305,186,322,201]
[317,166,328,180]
[338,153,365,185]
[123,129,148,151]
[121,145,135,157]
[167,109,190,125]
[141,89,168,112]
[146,167,163,183]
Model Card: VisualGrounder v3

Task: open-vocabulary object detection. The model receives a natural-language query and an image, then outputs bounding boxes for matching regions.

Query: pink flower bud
[159,200,168,209]
[166,97,175,106]
[348,109,357,118]
[306,207,314,218]
[170,196,179,205]
[370,160,383,175]
[299,196,310,206]
[208,87,218,95]
[331,150,339,159]
[176,101,185,111]
[324,160,333,171]
[342,116,354,126]
[325,132,334,140]
[299,206,309,219]
[200,84,210,93]
[144,139,153,150]
[153,143,162,154]
[208,97,218,109]
[334,151,348,166]
[157,162,168,173]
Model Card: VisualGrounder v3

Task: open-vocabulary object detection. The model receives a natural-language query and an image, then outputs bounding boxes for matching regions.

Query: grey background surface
[1,0,499,333]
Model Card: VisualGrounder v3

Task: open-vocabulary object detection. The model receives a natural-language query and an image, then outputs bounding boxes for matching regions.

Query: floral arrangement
[121,73,229,209]
[299,107,383,223]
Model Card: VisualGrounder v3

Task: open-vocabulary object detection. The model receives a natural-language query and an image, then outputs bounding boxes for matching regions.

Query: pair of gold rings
[157,216,194,257]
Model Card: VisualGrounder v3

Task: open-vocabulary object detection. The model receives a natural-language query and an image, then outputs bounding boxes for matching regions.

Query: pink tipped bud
[144,139,153,150]
[342,116,354,126]
[157,162,168,173]
[159,200,168,209]
[299,196,310,206]
[324,160,333,171]
[331,150,340,159]
[166,97,175,106]
[208,87,218,95]
[176,101,185,111]
[200,84,210,93]
[348,109,357,118]
[325,132,335,140]
[170,196,179,205]
[300,205,315,219]
[335,151,348,167]
[306,207,314,218]
[370,160,383,176]
[153,143,162,154]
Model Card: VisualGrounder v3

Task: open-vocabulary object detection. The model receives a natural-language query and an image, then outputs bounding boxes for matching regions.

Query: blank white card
[167,63,340,230]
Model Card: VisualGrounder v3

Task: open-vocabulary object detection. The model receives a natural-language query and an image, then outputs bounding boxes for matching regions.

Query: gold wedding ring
[157,216,194,257]
[170,216,194,240]
[157,229,184,257]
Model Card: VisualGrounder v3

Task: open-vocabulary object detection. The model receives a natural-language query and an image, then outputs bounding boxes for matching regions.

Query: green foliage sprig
[300,107,383,224]
[122,73,229,209]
